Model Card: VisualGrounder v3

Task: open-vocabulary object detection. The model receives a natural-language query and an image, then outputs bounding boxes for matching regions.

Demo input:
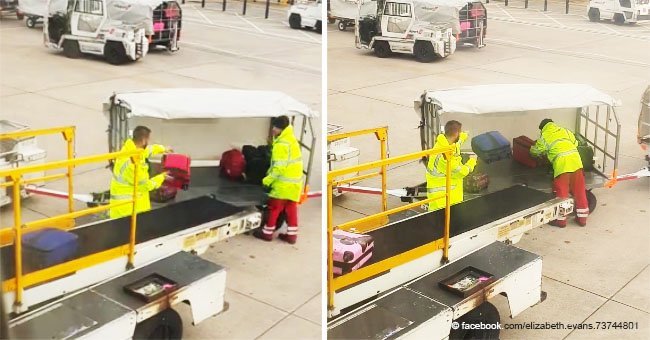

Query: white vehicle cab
[356,0,458,62]
[588,0,650,24]
[44,0,181,65]
[288,0,323,33]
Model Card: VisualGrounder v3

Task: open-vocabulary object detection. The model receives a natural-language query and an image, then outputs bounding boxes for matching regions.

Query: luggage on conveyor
[513,135,547,168]
[333,230,374,275]
[22,228,79,271]
[220,149,246,180]
[150,181,178,203]
[243,144,271,185]
[464,171,489,193]
[471,131,511,163]
[162,153,191,189]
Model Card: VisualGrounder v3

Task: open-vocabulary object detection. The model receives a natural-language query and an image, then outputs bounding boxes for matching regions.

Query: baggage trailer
[326,135,573,338]
[0,130,263,337]
[329,0,359,31]
[16,0,46,28]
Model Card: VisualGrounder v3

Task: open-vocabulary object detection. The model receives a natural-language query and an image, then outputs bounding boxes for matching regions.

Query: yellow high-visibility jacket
[530,122,583,178]
[425,133,475,211]
[109,139,167,219]
[262,125,304,202]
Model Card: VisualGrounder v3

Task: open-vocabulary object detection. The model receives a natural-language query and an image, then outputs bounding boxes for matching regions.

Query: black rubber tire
[315,20,322,34]
[373,40,391,58]
[26,17,36,28]
[586,189,597,214]
[289,14,301,29]
[133,308,183,340]
[614,13,625,25]
[588,8,600,22]
[414,41,436,62]
[449,302,501,340]
[62,40,81,59]
[104,41,127,65]
[338,20,347,31]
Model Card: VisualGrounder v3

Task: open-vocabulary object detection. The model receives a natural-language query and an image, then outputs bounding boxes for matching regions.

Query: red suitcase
[220,149,246,180]
[513,136,545,168]
[333,230,374,276]
[162,153,191,189]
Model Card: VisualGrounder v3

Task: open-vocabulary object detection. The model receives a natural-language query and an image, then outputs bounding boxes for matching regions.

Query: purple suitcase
[333,230,374,275]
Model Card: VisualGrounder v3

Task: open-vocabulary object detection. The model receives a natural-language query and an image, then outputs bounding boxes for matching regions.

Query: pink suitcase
[460,21,472,32]
[333,230,374,275]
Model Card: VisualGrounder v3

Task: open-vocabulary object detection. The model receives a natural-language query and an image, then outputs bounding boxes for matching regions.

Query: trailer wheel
[373,41,391,58]
[338,20,347,31]
[449,302,500,340]
[289,14,301,29]
[62,40,81,59]
[26,17,36,28]
[586,189,597,214]
[587,8,600,22]
[104,41,127,65]
[133,308,183,340]
[613,13,625,25]
[414,41,436,63]
[315,20,322,34]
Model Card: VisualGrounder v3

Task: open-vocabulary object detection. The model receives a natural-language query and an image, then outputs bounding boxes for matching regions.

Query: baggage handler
[109,126,172,219]
[425,120,477,211]
[531,119,589,227]
[254,116,304,244]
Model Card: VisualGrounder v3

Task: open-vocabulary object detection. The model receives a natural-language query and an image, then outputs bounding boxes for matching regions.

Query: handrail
[0,149,142,312]
[327,140,454,312]
[0,126,76,214]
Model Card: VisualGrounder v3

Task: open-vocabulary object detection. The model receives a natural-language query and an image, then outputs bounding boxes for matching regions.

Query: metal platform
[1,196,245,280]
[329,242,542,339]
[9,251,226,338]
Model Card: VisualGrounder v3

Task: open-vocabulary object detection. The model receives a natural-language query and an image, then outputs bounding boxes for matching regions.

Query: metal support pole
[566,0,569,14]
[202,0,205,8]
[525,0,528,8]
[380,138,388,214]
[127,156,139,270]
[505,0,508,6]
[544,0,548,11]
[223,0,227,11]
[327,180,334,311]
[442,151,451,264]
[64,129,75,214]
[265,0,270,19]
[12,175,23,310]
[243,0,247,15]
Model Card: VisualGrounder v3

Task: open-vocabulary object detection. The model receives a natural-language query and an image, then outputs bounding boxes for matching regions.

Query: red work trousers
[553,169,589,226]
[262,198,299,237]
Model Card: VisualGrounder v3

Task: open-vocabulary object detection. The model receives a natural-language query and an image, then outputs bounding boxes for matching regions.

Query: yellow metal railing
[0,150,142,310]
[0,126,76,215]
[326,135,454,311]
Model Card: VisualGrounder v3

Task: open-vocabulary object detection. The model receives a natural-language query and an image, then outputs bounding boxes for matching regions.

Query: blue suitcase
[471,131,512,163]
[22,228,79,271]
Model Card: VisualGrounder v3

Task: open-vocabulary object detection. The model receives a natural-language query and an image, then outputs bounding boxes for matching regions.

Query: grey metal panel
[406,242,540,307]
[91,251,224,311]
[328,288,450,339]
[10,291,131,339]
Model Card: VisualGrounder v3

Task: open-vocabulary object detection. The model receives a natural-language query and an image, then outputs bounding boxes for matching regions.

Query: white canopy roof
[416,84,619,115]
[112,89,317,119]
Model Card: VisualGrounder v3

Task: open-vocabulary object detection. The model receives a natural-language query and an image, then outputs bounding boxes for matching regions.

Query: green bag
[576,135,594,171]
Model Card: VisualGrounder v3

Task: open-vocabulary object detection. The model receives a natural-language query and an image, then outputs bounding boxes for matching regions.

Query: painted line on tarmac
[488,38,650,67]
[298,29,321,43]
[493,4,516,20]
[235,12,265,33]
[541,11,566,27]
[184,18,319,45]
[192,4,215,24]
[182,40,320,74]
[490,17,650,40]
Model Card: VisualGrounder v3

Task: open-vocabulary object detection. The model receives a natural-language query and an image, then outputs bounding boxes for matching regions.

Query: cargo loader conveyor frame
[327,127,574,339]
[0,137,261,337]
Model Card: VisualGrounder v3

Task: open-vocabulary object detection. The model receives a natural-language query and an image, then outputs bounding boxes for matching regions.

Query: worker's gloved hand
[466,157,477,171]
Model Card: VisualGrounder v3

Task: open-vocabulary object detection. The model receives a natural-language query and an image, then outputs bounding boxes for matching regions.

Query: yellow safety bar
[0,126,76,215]
[328,127,389,229]
[326,134,454,311]
[0,149,143,310]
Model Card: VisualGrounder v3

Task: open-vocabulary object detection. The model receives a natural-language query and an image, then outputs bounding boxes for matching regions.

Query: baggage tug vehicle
[326,84,623,339]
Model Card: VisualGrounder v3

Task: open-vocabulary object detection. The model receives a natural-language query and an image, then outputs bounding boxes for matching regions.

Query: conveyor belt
[366,185,551,265]
[1,196,245,280]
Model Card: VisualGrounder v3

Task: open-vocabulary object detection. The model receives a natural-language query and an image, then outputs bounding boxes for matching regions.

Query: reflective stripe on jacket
[425,133,471,211]
[262,125,304,202]
[109,139,166,219]
[530,122,583,178]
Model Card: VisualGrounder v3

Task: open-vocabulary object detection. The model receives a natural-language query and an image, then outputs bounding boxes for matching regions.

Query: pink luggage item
[153,22,165,32]
[460,21,471,31]
[162,153,191,190]
[333,230,374,275]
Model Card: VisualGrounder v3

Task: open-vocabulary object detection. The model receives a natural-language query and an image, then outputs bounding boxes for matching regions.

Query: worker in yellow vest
[531,119,589,227]
[425,120,477,211]
[254,116,304,244]
[109,126,171,219]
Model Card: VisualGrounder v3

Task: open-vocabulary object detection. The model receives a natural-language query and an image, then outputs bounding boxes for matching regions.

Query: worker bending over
[425,120,477,211]
[110,126,171,219]
[254,116,304,244]
[531,119,588,227]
